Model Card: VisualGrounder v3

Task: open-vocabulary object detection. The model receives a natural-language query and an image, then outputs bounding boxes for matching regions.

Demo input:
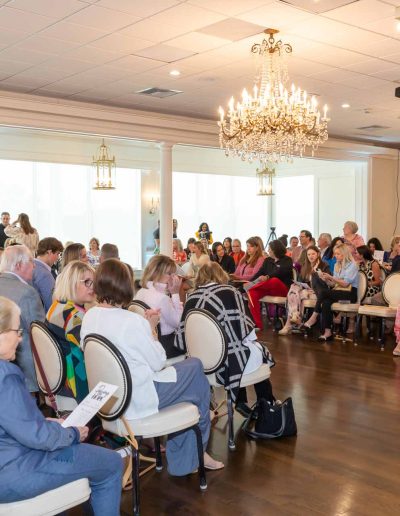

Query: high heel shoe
[318,334,333,342]
[278,326,292,336]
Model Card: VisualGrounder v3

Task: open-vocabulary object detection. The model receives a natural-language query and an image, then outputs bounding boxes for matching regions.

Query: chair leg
[354,314,362,345]
[342,315,348,344]
[226,392,236,450]
[132,444,140,516]
[154,437,163,472]
[367,316,373,340]
[192,424,207,491]
[379,318,386,350]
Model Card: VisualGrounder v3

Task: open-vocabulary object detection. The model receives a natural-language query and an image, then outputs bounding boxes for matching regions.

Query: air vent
[135,87,183,98]
[356,125,390,131]
[280,0,360,14]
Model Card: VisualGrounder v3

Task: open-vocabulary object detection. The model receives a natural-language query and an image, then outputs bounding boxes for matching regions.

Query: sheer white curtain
[172,171,271,247]
[0,160,142,268]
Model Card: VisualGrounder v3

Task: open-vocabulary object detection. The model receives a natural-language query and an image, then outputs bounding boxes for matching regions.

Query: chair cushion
[0,479,90,516]
[103,402,200,439]
[259,296,286,304]
[240,363,271,388]
[358,305,396,318]
[331,303,359,313]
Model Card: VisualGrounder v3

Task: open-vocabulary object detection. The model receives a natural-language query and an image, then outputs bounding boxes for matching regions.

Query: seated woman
[61,243,89,269]
[233,236,265,281]
[0,296,123,514]
[189,240,210,276]
[367,237,383,254]
[383,235,400,270]
[279,246,330,335]
[81,259,223,475]
[322,236,344,273]
[357,245,382,298]
[195,222,213,245]
[184,238,196,260]
[172,238,187,265]
[175,262,275,417]
[342,220,365,262]
[247,240,293,330]
[223,237,233,255]
[287,236,299,257]
[46,261,95,402]
[231,238,245,267]
[211,241,235,274]
[87,237,101,267]
[135,255,185,359]
[304,243,358,341]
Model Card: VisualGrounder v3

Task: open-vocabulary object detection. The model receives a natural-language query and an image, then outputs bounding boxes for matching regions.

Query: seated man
[317,233,332,260]
[0,245,45,391]
[100,243,119,263]
[32,237,63,311]
[292,230,313,267]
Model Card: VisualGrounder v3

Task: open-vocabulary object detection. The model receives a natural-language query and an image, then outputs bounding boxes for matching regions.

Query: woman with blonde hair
[135,255,185,358]
[233,236,265,281]
[189,240,210,276]
[46,260,95,402]
[4,213,39,254]
[304,243,359,341]
[176,262,275,417]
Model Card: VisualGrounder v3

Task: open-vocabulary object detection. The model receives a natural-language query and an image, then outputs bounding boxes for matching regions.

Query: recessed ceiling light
[169,70,180,76]
[341,103,350,108]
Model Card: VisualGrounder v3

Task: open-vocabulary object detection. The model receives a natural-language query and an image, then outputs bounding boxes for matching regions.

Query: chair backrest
[30,321,66,396]
[128,300,150,318]
[379,266,387,283]
[292,267,297,281]
[357,270,368,304]
[82,334,132,421]
[382,272,400,307]
[184,309,227,374]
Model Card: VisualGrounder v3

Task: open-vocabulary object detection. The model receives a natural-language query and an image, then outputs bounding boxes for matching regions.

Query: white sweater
[81,307,176,420]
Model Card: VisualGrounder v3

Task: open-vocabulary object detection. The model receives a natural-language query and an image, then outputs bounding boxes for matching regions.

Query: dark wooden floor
[74,325,400,515]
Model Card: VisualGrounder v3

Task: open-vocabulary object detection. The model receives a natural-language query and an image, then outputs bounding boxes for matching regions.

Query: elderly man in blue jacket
[0,244,45,391]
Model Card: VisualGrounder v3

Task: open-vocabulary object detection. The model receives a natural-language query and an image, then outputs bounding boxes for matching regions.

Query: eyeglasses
[0,328,23,337]
[80,279,94,288]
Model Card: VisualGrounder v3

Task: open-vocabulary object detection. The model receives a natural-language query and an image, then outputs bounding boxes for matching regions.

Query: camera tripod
[265,226,277,248]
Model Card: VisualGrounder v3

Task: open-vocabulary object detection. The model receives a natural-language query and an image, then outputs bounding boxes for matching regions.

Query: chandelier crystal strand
[218,29,329,164]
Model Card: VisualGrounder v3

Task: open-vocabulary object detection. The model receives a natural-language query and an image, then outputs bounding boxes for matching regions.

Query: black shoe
[235,402,252,418]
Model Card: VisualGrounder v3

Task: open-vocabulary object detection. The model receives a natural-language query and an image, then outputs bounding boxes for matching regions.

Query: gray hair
[319,233,332,245]
[344,221,358,234]
[0,244,32,273]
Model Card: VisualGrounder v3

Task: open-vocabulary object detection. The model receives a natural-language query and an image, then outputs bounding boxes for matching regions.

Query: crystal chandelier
[218,29,329,164]
[92,139,116,190]
[256,164,275,196]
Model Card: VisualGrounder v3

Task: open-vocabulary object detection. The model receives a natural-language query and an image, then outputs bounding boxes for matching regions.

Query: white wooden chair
[331,270,368,343]
[356,272,400,349]
[30,321,78,414]
[83,333,207,516]
[184,308,271,450]
[0,479,90,516]
[259,268,297,330]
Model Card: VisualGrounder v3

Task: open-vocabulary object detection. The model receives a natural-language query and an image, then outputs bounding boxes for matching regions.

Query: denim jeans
[0,444,123,516]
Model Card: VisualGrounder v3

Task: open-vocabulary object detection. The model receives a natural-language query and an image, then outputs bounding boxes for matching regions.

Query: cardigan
[251,255,294,288]
[235,256,264,281]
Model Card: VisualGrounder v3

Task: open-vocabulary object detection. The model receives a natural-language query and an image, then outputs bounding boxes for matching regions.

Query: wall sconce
[256,164,275,196]
[149,196,159,215]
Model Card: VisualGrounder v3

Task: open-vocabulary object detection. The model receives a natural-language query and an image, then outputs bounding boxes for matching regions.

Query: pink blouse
[235,256,265,281]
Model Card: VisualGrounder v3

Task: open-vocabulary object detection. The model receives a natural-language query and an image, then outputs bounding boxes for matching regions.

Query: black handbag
[243,398,297,439]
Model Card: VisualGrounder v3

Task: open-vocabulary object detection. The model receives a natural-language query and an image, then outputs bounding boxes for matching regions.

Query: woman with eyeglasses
[46,261,95,402]
[0,295,123,514]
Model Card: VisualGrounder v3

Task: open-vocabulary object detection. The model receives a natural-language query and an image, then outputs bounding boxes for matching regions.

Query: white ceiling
[0,0,399,145]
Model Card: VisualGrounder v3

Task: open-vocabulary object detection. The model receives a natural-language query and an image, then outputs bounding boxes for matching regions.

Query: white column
[159,141,174,256]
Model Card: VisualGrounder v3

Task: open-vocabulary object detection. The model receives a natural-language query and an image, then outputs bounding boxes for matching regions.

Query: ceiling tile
[10,66,75,82]
[363,16,400,38]
[165,32,230,53]
[134,44,195,63]
[13,35,81,54]
[7,0,86,18]
[97,0,180,17]
[62,45,124,65]
[343,58,400,74]
[119,20,189,42]
[0,58,32,74]
[188,0,272,17]
[40,21,108,44]
[371,67,400,81]
[0,74,56,90]
[238,1,314,32]
[0,27,30,48]
[309,68,363,84]
[65,4,140,31]
[198,18,264,41]
[323,0,394,25]
[90,33,153,54]
[359,37,400,59]
[340,74,390,90]
[43,56,97,73]
[0,46,53,65]
[105,54,164,73]
[0,6,55,32]
[144,3,226,32]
